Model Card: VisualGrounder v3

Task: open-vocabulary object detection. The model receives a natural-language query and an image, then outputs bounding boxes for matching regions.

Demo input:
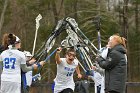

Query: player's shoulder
[59,58,66,65]
[0,50,8,55]
[60,58,66,61]
[16,50,25,55]
[74,59,79,65]
[13,50,25,57]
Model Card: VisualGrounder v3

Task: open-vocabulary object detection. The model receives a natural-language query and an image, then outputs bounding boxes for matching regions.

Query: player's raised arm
[55,47,62,64]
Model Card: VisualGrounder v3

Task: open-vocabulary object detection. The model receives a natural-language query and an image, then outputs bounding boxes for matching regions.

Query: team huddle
[0,33,127,93]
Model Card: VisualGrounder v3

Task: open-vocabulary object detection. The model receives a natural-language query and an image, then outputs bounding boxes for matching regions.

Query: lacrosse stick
[93,16,101,50]
[65,29,92,71]
[64,19,98,56]
[65,17,99,52]
[66,24,96,71]
[32,14,42,56]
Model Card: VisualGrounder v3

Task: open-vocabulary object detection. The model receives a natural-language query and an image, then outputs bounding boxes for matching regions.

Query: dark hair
[0,44,4,53]
[2,33,16,49]
[66,48,76,55]
[8,34,16,45]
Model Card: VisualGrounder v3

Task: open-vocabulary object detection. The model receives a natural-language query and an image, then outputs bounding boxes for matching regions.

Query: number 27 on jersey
[4,58,16,69]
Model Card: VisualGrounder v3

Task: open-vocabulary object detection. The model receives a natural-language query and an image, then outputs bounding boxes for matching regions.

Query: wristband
[37,63,41,67]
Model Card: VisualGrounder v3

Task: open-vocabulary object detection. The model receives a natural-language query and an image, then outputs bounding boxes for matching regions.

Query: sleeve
[75,59,79,66]
[95,66,105,76]
[20,52,26,64]
[97,50,122,70]
[100,47,109,59]
[59,58,65,66]
[21,64,32,72]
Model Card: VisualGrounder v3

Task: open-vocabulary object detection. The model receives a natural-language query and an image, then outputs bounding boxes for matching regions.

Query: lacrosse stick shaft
[75,57,87,72]
[81,48,94,67]
[32,14,42,56]
[97,31,101,50]
[43,44,85,63]
[78,29,98,51]
[78,48,92,70]
[32,29,38,56]
[44,48,57,62]
[80,50,92,70]
[93,16,101,50]
[73,30,97,56]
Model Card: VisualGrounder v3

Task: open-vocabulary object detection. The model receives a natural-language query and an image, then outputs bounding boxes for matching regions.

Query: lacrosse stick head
[65,17,80,32]
[66,17,78,27]
[35,14,42,21]
[93,16,101,31]
[61,39,68,47]
[35,14,42,29]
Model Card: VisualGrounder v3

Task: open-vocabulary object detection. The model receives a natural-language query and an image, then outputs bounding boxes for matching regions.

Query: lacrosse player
[21,51,37,93]
[53,47,82,93]
[0,33,38,93]
[88,45,110,93]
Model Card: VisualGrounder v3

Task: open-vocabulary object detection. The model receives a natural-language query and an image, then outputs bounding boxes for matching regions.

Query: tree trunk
[135,0,139,33]
[0,0,8,37]
[135,0,140,80]
[51,0,58,24]
[73,0,78,19]
[122,0,128,39]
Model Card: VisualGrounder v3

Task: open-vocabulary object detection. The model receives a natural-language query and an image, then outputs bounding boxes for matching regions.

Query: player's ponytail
[112,34,127,49]
[2,33,17,49]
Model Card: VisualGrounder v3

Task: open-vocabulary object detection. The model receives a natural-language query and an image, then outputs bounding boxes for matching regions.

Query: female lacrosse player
[21,51,44,93]
[89,43,112,93]
[21,51,36,93]
[54,47,82,93]
[88,46,109,93]
[0,33,38,93]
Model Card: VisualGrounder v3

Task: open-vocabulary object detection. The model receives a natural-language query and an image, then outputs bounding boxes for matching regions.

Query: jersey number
[4,58,16,69]
[66,72,72,76]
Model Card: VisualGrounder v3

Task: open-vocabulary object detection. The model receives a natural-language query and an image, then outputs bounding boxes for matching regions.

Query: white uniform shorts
[1,81,21,93]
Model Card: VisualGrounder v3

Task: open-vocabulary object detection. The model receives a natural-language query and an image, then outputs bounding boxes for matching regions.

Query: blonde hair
[112,34,127,48]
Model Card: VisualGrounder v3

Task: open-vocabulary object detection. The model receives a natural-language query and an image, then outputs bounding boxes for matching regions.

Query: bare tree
[135,0,139,33]
[122,0,128,39]
[0,0,8,37]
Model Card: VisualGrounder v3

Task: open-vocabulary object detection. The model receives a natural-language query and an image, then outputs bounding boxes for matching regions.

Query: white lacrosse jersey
[90,71,105,93]
[100,47,109,59]
[0,49,26,83]
[26,71,32,86]
[54,58,78,93]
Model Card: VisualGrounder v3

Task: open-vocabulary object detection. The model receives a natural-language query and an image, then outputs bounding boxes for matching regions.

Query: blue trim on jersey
[21,72,27,89]
[97,84,101,93]
[52,82,55,93]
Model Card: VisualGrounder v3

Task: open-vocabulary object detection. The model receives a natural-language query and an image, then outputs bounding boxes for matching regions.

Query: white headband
[15,36,21,44]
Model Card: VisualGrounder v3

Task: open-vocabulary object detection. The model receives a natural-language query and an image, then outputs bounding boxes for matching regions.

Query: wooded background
[0,0,139,93]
